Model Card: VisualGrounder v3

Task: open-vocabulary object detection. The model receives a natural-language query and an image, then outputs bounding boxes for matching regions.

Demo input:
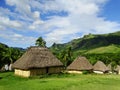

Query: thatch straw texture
[114,65,120,74]
[93,61,108,72]
[107,63,112,71]
[12,46,63,70]
[114,65,120,72]
[67,56,92,71]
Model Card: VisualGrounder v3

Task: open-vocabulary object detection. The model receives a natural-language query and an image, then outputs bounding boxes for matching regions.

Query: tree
[0,43,8,68]
[35,37,46,47]
[59,46,72,68]
[2,48,22,64]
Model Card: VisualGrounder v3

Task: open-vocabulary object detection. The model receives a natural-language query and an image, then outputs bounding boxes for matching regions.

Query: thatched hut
[114,65,120,74]
[12,46,63,77]
[107,63,112,73]
[93,61,108,74]
[67,56,92,74]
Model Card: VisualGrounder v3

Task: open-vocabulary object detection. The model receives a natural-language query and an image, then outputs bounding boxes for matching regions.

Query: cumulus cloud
[6,0,31,15]
[0,30,36,47]
[0,16,22,29]
[0,0,120,47]
[41,0,120,45]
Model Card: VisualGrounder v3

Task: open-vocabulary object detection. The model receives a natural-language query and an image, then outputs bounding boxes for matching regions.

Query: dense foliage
[83,53,120,65]
[35,37,46,47]
[0,43,24,68]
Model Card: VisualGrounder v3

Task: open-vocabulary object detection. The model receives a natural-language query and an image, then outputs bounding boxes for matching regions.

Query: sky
[0,0,120,48]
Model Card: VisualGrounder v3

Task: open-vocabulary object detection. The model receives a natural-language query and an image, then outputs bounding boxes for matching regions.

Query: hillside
[85,44,120,54]
[50,31,120,53]
[50,31,120,65]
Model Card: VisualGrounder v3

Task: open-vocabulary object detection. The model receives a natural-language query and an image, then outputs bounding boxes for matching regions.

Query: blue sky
[102,0,120,22]
[0,0,120,48]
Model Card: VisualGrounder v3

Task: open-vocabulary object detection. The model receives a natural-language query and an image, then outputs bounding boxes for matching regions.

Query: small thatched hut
[107,63,112,73]
[114,65,120,74]
[67,56,92,74]
[93,61,108,74]
[12,46,63,77]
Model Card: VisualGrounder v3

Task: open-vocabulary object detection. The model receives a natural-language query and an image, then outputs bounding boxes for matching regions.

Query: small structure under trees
[12,46,63,77]
[67,56,93,74]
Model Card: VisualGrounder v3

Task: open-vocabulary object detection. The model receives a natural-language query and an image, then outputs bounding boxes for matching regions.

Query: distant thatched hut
[67,56,92,74]
[93,61,108,74]
[107,63,112,73]
[12,46,63,77]
[114,65,120,74]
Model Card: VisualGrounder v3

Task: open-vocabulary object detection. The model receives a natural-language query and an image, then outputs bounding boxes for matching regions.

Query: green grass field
[85,44,120,54]
[0,72,120,90]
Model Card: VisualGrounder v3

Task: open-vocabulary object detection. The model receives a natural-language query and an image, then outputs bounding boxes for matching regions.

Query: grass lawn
[0,72,120,90]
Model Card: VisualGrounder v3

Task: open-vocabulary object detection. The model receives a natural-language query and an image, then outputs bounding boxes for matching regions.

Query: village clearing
[0,72,120,90]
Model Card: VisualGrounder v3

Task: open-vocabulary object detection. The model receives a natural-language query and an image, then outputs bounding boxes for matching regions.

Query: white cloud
[0,16,22,28]
[0,0,120,47]
[0,30,36,47]
[41,0,120,46]
[33,11,40,19]
[14,34,23,38]
[29,20,44,30]
[6,0,31,15]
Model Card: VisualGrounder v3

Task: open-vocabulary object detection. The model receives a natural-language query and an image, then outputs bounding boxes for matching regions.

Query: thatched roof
[93,61,108,72]
[114,65,120,72]
[67,56,92,71]
[12,46,63,70]
[107,63,112,71]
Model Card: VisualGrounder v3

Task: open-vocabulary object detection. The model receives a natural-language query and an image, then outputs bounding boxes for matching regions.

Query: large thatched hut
[67,56,92,74]
[12,46,63,77]
[93,61,108,74]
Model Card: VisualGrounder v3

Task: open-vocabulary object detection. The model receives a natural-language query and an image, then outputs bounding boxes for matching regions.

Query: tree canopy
[35,37,46,47]
[0,43,24,68]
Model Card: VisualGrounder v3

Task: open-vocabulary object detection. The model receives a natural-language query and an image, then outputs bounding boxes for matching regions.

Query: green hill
[50,31,120,65]
[85,44,120,54]
[50,31,120,53]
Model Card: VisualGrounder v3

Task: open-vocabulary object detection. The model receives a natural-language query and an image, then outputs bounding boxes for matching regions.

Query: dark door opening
[46,67,49,74]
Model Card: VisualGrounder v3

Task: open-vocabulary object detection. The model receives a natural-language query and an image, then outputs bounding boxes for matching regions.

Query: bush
[82,70,91,74]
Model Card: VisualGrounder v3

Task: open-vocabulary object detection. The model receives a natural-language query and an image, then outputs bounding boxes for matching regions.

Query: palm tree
[2,48,22,64]
[2,48,13,64]
[59,46,72,68]
[35,37,46,47]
